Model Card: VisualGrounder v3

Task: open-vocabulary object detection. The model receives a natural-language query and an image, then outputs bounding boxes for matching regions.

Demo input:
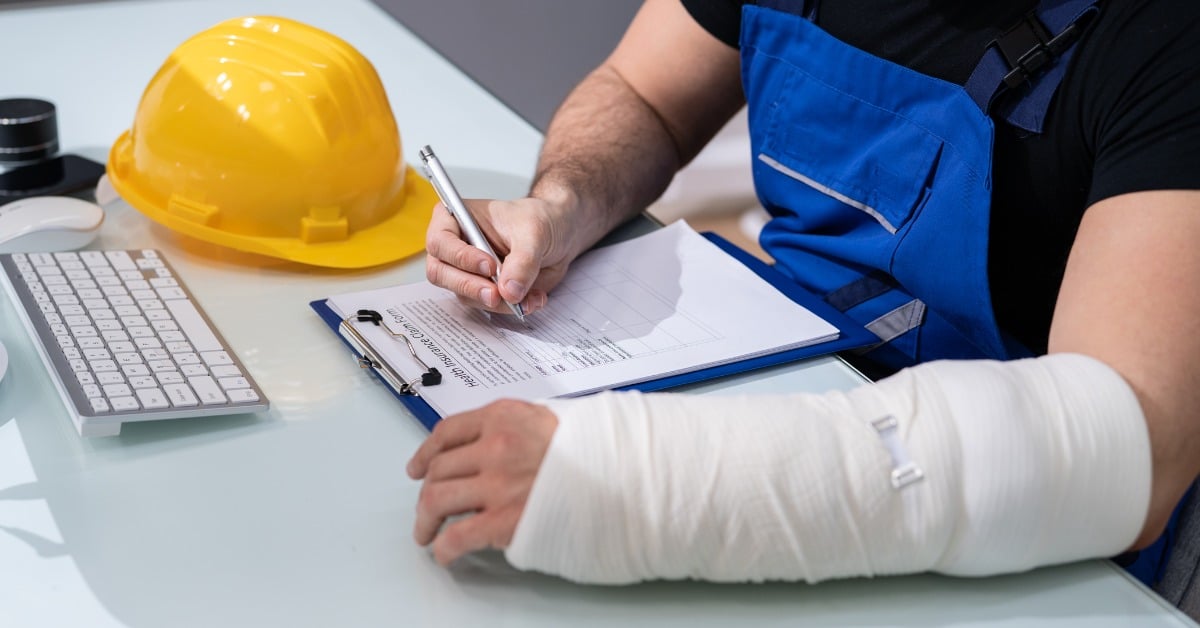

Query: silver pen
[419,145,527,323]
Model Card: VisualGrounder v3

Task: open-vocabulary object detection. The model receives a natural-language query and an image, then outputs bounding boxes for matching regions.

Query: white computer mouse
[0,196,104,253]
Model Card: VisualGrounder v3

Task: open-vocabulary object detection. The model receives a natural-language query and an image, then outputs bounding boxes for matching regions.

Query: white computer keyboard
[0,249,269,436]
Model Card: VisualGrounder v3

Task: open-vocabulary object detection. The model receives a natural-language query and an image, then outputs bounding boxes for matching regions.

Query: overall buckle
[991,11,1085,89]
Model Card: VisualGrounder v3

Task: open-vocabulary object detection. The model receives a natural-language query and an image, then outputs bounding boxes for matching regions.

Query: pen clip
[339,309,442,395]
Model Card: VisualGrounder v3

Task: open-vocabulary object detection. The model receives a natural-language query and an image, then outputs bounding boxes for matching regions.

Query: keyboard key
[148,360,176,372]
[105,251,137,271]
[97,372,124,386]
[84,348,111,361]
[102,383,133,398]
[201,351,233,367]
[227,389,260,403]
[110,396,139,412]
[122,363,150,377]
[189,376,227,405]
[181,364,207,377]
[116,353,143,366]
[163,383,199,407]
[80,251,108,267]
[210,365,242,378]
[165,299,222,352]
[135,388,170,409]
[218,376,250,390]
[142,348,169,361]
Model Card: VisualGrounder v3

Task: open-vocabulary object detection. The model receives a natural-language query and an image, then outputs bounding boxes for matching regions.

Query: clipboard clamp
[339,309,442,395]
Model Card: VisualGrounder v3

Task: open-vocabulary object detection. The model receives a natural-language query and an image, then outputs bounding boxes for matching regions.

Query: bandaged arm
[504,353,1151,584]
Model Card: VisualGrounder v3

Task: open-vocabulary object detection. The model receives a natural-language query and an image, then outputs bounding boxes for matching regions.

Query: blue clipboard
[309,232,877,431]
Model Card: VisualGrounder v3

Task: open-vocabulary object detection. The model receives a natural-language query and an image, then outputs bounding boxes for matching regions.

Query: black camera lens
[0,98,59,166]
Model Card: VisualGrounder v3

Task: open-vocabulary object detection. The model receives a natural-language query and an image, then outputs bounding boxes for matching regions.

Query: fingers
[409,400,560,566]
[407,412,484,479]
[413,477,485,546]
[425,203,503,308]
[430,505,525,566]
[495,247,541,306]
[423,442,482,482]
[425,224,497,281]
[425,254,504,311]
[518,289,549,315]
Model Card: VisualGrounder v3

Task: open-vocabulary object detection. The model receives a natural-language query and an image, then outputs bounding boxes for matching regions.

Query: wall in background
[374,0,643,132]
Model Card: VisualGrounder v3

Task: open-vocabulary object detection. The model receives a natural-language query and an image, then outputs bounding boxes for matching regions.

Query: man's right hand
[424,195,581,316]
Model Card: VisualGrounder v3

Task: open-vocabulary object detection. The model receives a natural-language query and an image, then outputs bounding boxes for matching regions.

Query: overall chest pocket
[755,63,945,236]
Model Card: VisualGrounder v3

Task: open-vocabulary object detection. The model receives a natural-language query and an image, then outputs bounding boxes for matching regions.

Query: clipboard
[309,232,877,431]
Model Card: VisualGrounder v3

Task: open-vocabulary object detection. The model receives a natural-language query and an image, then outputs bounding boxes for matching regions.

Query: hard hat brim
[107,133,437,269]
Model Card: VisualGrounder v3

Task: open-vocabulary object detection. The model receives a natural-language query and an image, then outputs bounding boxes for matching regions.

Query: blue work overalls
[739,0,1177,585]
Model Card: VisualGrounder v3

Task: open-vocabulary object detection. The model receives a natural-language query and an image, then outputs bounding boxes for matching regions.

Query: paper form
[327,221,838,417]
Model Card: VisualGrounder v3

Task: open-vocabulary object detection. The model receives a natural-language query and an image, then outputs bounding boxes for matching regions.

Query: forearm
[529,64,682,259]
[506,355,1151,584]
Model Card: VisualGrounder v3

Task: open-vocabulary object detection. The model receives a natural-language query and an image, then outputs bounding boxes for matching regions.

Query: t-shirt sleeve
[680,0,746,48]
[1081,0,1200,205]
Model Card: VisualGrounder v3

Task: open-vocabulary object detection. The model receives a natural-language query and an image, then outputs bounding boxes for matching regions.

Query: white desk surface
[0,1,1194,626]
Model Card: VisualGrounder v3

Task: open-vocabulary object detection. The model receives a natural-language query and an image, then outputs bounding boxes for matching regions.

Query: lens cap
[0,98,59,166]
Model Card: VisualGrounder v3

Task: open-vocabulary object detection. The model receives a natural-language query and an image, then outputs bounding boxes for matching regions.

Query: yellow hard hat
[107,16,436,268]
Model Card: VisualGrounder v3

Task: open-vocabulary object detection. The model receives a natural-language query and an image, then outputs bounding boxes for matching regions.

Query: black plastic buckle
[991,11,1083,89]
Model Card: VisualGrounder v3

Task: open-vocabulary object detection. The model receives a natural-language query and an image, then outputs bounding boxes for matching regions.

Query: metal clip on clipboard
[338,309,442,395]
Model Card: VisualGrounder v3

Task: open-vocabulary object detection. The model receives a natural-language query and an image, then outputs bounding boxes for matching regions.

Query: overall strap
[964,0,1100,134]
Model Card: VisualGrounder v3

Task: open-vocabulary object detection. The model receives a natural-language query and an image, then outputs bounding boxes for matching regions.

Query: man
[408,0,1200,589]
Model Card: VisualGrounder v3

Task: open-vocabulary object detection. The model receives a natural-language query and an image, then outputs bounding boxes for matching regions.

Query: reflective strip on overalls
[742,0,1097,371]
